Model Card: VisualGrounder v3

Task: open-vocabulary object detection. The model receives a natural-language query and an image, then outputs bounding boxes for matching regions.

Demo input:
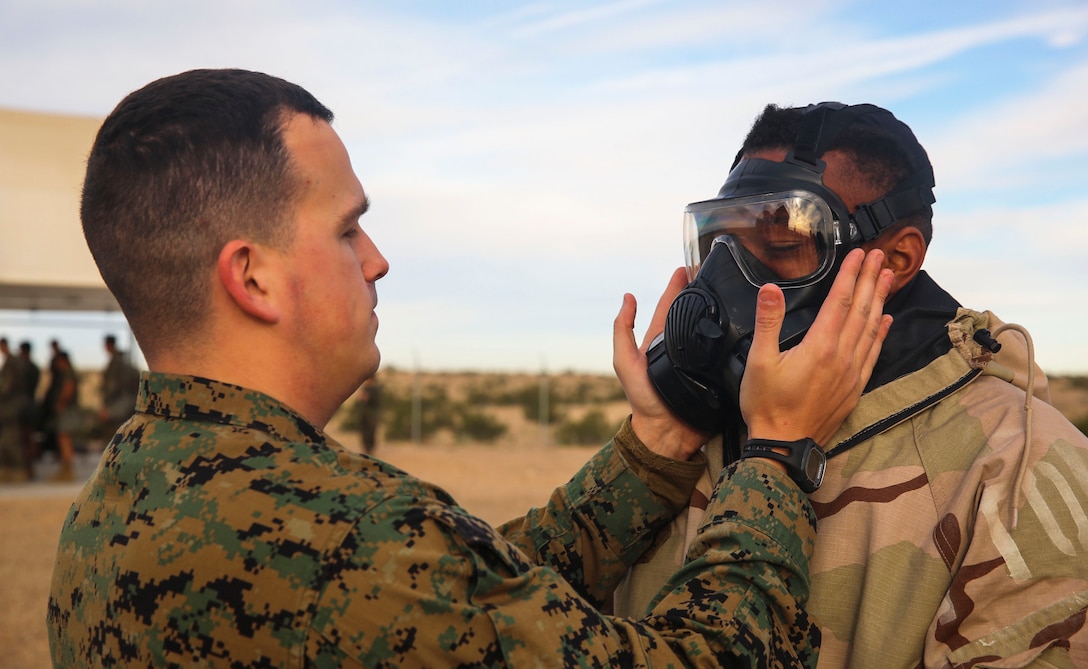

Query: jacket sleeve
[309,457,821,668]
[929,398,1088,668]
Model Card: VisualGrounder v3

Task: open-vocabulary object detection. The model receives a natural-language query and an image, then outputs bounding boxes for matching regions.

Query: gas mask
[647,102,935,433]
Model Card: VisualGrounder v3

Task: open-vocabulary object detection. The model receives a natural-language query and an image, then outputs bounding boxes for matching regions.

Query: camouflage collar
[135,372,327,445]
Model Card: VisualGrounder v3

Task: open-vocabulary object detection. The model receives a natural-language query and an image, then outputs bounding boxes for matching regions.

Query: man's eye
[765,243,805,256]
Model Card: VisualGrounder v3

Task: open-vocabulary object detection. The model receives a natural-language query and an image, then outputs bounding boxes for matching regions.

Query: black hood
[865,270,961,392]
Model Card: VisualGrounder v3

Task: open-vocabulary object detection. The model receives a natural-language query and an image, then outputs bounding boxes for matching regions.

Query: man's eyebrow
[343,197,371,225]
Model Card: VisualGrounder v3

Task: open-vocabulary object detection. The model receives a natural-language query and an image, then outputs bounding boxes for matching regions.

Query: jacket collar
[135,372,328,445]
[826,307,1041,457]
[865,270,961,391]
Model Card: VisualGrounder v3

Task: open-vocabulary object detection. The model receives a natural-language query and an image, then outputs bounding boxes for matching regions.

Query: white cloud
[929,61,1088,191]
[502,0,670,39]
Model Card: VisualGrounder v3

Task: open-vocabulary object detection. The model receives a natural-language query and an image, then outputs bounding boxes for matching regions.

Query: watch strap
[740,437,824,493]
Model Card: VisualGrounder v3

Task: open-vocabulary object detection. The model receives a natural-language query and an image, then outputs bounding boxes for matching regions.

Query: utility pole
[411,353,422,444]
[539,357,549,446]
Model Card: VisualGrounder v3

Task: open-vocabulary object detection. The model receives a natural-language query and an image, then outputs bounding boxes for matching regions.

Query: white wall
[0,107,115,310]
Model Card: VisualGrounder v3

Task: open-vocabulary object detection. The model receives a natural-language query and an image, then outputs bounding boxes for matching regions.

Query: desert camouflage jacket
[48,372,821,667]
[615,308,1088,668]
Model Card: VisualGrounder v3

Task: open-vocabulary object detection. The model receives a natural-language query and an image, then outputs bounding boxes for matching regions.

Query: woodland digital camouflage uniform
[615,308,1088,668]
[49,371,822,667]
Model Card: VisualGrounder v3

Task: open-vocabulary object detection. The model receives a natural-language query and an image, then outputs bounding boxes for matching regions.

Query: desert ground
[3,370,1086,669]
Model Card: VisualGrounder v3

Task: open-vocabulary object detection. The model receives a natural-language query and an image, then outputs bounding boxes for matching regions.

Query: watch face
[804,448,826,485]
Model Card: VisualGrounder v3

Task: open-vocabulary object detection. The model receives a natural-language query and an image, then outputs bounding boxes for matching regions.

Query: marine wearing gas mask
[647,102,935,438]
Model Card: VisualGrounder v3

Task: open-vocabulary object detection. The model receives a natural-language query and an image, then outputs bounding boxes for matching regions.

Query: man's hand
[741,248,894,446]
[614,267,708,461]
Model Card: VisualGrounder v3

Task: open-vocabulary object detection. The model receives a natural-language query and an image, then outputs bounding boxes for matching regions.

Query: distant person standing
[17,341,41,479]
[356,373,384,454]
[37,339,66,456]
[97,334,140,438]
[52,351,80,482]
[0,337,31,482]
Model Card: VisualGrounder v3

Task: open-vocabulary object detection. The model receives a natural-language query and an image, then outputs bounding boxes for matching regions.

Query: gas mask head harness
[647,102,935,432]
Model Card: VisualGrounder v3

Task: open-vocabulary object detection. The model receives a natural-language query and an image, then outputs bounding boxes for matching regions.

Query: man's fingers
[864,268,895,345]
[837,250,890,348]
[748,282,786,366]
[859,314,894,384]
[809,249,891,352]
[808,248,866,336]
[613,293,638,372]
[843,260,893,376]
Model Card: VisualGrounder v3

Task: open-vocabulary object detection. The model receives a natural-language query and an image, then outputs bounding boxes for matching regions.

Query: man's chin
[359,349,380,383]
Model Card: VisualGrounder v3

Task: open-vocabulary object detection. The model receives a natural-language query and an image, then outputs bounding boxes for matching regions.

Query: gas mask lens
[683,190,840,287]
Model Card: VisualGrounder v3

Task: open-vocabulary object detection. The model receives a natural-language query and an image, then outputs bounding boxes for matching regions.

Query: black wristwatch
[740,438,826,493]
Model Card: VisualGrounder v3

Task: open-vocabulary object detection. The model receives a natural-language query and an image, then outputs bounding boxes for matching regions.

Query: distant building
[0,107,118,312]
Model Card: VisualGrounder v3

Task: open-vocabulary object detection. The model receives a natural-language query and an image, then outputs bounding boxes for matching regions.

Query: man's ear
[216,240,280,324]
[866,226,926,295]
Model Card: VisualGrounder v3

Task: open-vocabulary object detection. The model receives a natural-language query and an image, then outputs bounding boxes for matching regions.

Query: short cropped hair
[81,69,334,352]
[740,104,933,244]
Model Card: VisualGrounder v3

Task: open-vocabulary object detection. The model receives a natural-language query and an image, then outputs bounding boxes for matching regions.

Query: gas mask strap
[793,102,861,168]
[852,176,937,241]
[792,102,937,242]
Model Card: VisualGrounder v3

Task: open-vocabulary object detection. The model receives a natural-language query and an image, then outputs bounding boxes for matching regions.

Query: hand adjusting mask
[646,102,935,433]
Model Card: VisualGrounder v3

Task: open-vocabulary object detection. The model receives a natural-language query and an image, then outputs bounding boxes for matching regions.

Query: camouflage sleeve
[496,417,705,607]
[308,459,819,667]
[645,460,820,665]
[931,403,1088,668]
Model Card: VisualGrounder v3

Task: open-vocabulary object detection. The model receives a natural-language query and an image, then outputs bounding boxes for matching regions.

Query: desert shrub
[1064,375,1088,390]
[1074,413,1088,437]
[463,376,511,405]
[339,399,362,432]
[502,384,562,422]
[555,410,619,446]
[382,383,458,442]
[341,372,629,444]
[461,375,621,420]
[360,383,508,443]
[457,409,508,443]
[562,378,625,404]
[599,382,627,402]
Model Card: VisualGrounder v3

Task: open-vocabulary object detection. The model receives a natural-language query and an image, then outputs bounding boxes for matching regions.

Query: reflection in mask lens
[684,191,836,287]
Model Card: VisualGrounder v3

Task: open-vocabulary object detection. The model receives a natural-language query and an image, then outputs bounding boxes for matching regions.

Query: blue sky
[1,0,1086,374]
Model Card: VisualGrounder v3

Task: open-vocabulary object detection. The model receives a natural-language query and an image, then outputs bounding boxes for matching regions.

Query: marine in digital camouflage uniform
[48,372,823,667]
[613,102,1088,668]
